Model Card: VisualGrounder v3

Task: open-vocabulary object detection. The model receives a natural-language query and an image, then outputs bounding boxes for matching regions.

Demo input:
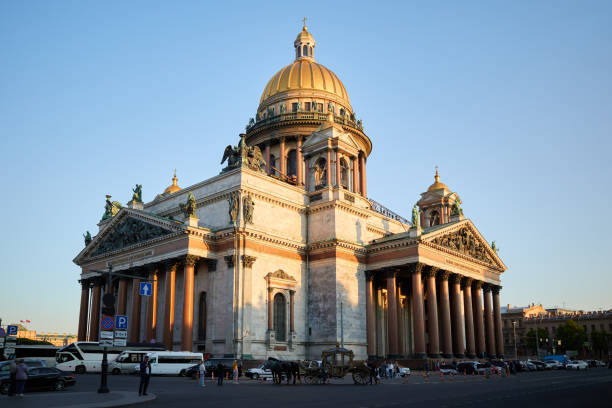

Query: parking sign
[115,315,128,330]
[7,325,18,336]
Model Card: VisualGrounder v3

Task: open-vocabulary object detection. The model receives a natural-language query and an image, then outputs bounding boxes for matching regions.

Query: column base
[497,354,504,359]
[487,353,497,359]
[367,355,379,361]
[428,353,441,358]
[466,353,476,359]
[413,352,428,359]
[454,353,465,359]
[442,353,453,359]
[387,354,403,359]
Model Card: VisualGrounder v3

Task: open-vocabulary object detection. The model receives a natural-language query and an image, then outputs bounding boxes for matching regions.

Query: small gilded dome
[427,169,449,192]
[163,172,181,194]
[295,26,315,44]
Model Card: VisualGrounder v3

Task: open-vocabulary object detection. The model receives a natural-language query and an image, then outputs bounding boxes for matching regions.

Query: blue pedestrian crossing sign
[139,282,153,297]
[115,315,128,330]
[7,325,18,336]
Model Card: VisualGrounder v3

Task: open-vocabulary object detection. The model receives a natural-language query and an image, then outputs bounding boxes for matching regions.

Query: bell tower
[294,18,316,61]
[416,168,462,227]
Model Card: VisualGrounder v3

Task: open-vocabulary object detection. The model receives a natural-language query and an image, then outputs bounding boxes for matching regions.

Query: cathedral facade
[74,25,507,361]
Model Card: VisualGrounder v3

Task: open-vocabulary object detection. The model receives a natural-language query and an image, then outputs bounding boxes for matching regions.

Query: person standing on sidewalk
[7,359,17,397]
[216,362,224,386]
[138,355,152,396]
[198,360,206,387]
[15,359,29,397]
[232,360,239,384]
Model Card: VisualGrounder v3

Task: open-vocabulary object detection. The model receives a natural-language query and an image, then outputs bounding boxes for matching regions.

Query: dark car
[201,359,243,378]
[0,367,76,394]
[530,360,547,371]
[0,359,47,378]
[457,361,478,375]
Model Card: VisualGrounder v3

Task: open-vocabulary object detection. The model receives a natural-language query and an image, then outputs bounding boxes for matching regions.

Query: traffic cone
[424,372,428,383]
[440,372,444,383]
[450,372,453,382]
[211,370,214,381]
[464,371,467,382]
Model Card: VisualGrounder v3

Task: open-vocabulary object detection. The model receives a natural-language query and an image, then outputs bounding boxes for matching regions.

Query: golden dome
[295,26,314,44]
[259,60,350,107]
[427,168,449,191]
[163,172,181,194]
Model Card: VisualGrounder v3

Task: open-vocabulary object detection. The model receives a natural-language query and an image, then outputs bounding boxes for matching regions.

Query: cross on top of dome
[294,19,315,61]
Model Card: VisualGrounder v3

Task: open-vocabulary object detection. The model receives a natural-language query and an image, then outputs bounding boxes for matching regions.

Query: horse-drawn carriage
[301,345,370,385]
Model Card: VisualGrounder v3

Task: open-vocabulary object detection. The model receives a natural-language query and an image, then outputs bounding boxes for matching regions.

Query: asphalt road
[6,368,612,407]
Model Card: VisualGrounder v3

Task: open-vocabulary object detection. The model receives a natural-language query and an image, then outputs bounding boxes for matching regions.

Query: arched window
[274,293,287,342]
[297,47,302,57]
[309,47,313,56]
[340,158,349,188]
[286,149,297,178]
[429,210,440,227]
[314,158,327,187]
[303,45,308,56]
[198,292,207,341]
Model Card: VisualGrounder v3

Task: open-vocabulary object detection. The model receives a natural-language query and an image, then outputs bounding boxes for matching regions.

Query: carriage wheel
[352,371,369,385]
[304,375,314,384]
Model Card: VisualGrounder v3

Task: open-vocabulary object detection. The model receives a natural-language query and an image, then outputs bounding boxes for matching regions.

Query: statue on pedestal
[411,205,420,229]
[83,231,92,246]
[132,184,143,203]
[180,193,197,218]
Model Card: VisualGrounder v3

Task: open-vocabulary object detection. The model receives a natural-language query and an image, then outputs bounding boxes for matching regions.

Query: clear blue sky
[1,1,610,333]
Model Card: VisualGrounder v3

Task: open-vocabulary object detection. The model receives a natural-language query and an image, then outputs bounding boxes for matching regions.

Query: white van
[131,351,203,376]
[110,350,160,374]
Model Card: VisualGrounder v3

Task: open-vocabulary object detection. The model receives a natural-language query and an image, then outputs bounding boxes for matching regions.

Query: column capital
[482,283,493,292]
[365,270,376,281]
[185,255,200,267]
[491,285,502,294]
[411,263,426,275]
[449,273,462,284]
[241,255,257,268]
[472,280,483,290]
[163,259,181,270]
[382,268,397,280]
[461,277,473,289]
[437,270,451,281]
[424,266,439,278]
[289,289,296,296]
[267,287,275,293]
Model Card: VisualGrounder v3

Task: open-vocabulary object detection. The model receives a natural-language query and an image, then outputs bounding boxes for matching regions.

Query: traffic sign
[0,328,5,337]
[99,339,113,347]
[101,316,115,330]
[140,282,152,296]
[7,325,18,336]
[114,330,127,339]
[100,331,113,340]
[4,347,15,356]
[0,338,5,347]
[113,339,127,347]
[115,315,128,330]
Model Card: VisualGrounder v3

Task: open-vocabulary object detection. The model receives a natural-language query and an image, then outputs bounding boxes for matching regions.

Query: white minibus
[110,350,160,374]
[55,342,166,373]
[131,351,203,376]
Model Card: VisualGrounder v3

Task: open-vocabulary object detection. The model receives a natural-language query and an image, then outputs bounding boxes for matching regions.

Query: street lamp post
[97,263,113,394]
[512,321,518,360]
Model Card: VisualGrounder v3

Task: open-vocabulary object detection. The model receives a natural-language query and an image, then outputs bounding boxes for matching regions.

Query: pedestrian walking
[232,360,239,384]
[8,359,16,397]
[216,362,224,386]
[198,360,206,387]
[388,361,394,379]
[15,359,29,397]
[138,355,152,396]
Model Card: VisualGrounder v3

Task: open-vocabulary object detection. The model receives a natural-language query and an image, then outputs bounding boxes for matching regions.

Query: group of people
[5,359,30,397]
[366,360,402,384]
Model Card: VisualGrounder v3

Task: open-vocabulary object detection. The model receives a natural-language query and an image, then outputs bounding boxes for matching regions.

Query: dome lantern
[294,18,315,61]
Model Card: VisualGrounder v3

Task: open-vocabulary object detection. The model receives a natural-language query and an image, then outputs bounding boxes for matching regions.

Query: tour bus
[55,341,166,374]
[14,345,59,367]
[129,351,203,376]
[110,350,163,374]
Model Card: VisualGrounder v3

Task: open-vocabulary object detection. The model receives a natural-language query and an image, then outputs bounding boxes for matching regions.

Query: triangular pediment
[422,220,506,271]
[74,209,184,264]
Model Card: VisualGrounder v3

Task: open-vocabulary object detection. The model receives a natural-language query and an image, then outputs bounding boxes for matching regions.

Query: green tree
[556,320,586,352]
[525,328,549,352]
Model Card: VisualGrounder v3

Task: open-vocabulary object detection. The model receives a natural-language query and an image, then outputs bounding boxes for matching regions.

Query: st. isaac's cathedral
[74,24,507,361]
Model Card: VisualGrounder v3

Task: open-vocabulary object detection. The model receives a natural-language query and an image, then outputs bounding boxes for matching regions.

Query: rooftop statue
[451,200,464,217]
[180,193,197,218]
[491,241,499,253]
[221,134,266,173]
[83,231,92,246]
[411,205,420,229]
[132,184,143,203]
[101,195,122,221]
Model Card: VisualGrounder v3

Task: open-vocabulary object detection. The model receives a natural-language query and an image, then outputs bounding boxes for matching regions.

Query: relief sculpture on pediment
[91,217,172,257]
[431,227,493,265]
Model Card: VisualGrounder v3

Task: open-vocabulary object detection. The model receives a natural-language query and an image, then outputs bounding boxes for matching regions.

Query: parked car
[439,364,458,375]
[544,360,563,370]
[398,365,411,377]
[566,360,589,370]
[0,367,75,394]
[203,358,243,378]
[529,360,547,371]
[245,364,274,380]
[0,359,47,378]
[457,361,478,375]
[586,360,605,368]
[490,360,508,372]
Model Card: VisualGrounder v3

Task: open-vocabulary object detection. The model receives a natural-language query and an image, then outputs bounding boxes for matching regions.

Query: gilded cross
[302,17,307,29]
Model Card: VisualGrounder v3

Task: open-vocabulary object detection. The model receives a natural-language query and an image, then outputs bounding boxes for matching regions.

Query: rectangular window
[292,103,299,112]
[317,103,323,112]
[304,102,311,111]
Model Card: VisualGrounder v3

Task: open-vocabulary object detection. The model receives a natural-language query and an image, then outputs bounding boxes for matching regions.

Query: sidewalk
[0,391,155,408]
